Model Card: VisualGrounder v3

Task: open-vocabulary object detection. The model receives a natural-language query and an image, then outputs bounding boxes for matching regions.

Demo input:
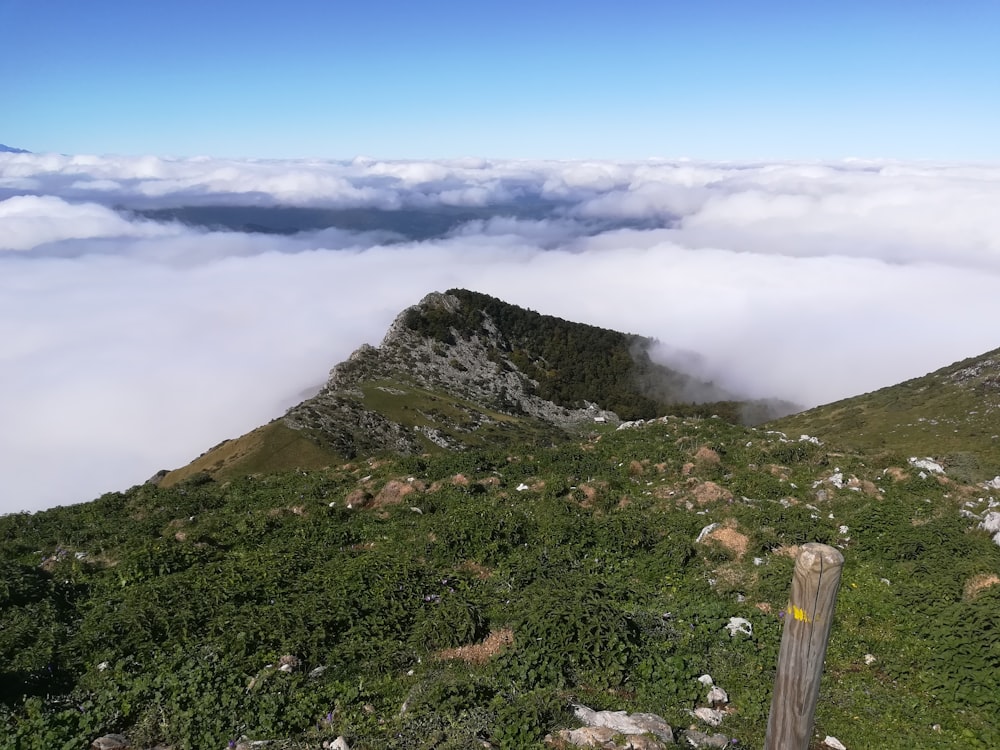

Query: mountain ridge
[161,289,796,485]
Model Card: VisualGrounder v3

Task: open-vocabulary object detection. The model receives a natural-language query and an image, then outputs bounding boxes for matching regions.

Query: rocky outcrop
[287,292,618,436]
[282,292,620,461]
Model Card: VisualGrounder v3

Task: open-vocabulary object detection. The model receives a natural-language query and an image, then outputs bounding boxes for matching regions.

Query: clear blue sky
[2,0,998,160]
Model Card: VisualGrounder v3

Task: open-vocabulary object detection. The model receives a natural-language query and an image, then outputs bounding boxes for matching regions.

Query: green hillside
[773,347,1000,482]
[4,294,1000,749]
[3,416,999,748]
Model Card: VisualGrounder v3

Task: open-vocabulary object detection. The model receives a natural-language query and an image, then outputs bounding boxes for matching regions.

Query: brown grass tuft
[435,629,514,665]
[964,573,1000,601]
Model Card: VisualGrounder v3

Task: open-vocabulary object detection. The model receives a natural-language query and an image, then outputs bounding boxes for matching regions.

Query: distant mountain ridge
[0,144,30,153]
[161,289,795,485]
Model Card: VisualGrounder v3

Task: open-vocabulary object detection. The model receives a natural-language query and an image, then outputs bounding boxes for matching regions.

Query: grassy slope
[773,347,1000,482]
[163,376,572,485]
[3,417,999,749]
[160,421,344,487]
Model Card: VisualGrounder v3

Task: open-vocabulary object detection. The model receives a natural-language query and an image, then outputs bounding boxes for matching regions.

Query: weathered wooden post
[764,543,844,750]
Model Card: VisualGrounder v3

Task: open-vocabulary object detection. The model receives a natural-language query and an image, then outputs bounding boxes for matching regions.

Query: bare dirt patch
[883,467,909,482]
[435,629,514,665]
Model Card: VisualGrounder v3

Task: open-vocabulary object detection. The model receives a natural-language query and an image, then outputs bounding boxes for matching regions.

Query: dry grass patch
[691,481,733,505]
[460,560,493,579]
[371,479,417,508]
[767,464,790,480]
[963,573,1000,601]
[706,521,749,560]
[435,629,514,665]
[695,446,721,465]
[345,488,372,508]
[575,484,598,508]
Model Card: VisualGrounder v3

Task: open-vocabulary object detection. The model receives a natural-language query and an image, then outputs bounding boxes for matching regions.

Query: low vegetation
[3,417,999,748]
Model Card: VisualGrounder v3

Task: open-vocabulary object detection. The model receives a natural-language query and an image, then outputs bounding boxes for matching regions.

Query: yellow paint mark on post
[788,604,811,623]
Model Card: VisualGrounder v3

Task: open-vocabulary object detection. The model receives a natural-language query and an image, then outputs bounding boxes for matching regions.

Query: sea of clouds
[3,153,1000,513]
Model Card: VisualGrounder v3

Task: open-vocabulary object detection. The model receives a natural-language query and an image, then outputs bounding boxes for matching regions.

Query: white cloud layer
[3,153,1000,514]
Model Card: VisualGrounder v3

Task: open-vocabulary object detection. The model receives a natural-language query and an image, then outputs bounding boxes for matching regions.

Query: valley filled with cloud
[3,153,999,513]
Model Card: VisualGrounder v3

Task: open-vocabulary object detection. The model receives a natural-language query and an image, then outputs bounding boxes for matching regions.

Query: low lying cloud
[3,153,1000,514]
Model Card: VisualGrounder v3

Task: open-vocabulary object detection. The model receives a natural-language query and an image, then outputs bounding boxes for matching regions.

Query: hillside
[773,347,1000,483]
[3,414,999,749]
[162,290,793,485]
[4,293,1000,749]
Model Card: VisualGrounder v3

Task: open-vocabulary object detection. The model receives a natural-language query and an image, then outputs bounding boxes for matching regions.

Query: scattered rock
[90,736,129,750]
[823,736,847,750]
[909,457,944,474]
[683,730,730,749]
[695,523,719,544]
[277,654,300,673]
[697,674,714,686]
[706,686,728,706]
[691,707,724,726]
[981,512,1000,546]
[725,617,752,637]
[571,704,674,743]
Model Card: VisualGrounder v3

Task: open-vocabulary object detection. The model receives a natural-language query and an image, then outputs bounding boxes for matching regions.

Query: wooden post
[764,543,844,750]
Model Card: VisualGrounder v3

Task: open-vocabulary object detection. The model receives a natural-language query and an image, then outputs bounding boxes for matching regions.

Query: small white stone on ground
[725,617,752,637]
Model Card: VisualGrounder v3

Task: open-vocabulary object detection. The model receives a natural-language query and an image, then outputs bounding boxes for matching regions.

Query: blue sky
[3,0,998,160]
